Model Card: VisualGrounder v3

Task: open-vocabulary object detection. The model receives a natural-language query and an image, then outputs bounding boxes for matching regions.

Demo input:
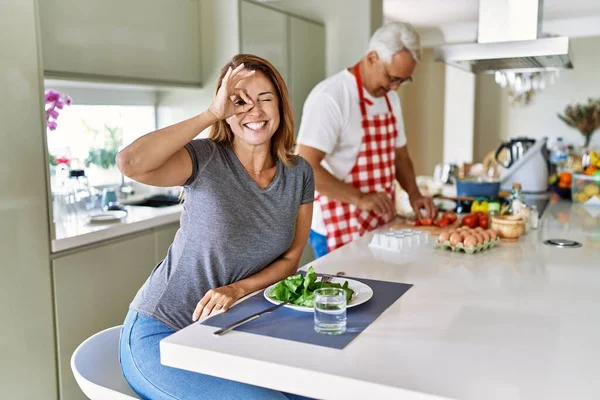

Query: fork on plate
[320,271,345,283]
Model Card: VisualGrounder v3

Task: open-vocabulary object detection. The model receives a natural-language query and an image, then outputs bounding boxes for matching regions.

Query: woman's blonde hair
[209,54,296,166]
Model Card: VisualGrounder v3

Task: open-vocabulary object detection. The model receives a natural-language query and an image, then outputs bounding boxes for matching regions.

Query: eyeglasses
[382,63,412,86]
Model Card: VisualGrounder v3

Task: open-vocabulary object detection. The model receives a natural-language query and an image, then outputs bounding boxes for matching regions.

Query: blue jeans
[119,310,310,400]
[308,230,328,258]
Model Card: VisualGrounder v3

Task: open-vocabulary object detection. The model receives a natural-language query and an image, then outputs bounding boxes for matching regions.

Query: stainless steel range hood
[433,0,573,74]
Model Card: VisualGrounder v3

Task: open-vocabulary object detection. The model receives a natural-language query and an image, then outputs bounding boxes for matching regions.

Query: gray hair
[368,22,421,63]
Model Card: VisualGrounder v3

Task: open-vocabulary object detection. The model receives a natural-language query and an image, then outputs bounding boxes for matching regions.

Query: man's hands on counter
[356,192,396,219]
[355,191,437,221]
[409,193,437,219]
[298,144,437,220]
[393,146,436,219]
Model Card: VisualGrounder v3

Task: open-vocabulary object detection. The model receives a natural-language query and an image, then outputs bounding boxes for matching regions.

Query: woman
[117,54,314,400]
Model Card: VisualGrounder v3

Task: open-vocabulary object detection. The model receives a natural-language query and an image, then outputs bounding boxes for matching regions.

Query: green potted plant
[84,124,122,169]
[557,98,600,148]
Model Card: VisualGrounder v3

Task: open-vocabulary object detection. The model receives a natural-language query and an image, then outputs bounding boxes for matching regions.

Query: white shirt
[297,69,407,235]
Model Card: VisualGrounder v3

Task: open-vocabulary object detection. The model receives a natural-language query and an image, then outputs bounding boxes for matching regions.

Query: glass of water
[314,287,347,335]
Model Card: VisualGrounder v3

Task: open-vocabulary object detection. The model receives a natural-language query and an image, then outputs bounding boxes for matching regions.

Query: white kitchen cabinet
[38,0,202,86]
[240,0,289,79]
[288,16,326,135]
[52,232,157,400]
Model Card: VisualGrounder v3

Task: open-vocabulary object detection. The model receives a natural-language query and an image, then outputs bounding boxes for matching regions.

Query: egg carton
[369,229,431,253]
[435,238,500,254]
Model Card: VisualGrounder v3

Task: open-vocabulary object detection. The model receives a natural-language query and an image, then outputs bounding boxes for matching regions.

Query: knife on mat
[212,299,291,336]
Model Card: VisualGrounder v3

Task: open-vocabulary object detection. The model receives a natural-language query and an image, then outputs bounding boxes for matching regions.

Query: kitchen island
[160,200,600,400]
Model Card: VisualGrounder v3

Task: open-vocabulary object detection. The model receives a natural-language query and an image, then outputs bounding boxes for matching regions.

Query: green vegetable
[282,273,303,294]
[303,266,317,291]
[268,266,354,307]
[294,291,315,307]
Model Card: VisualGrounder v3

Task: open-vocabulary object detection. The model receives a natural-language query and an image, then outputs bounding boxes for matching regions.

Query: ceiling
[384,0,600,30]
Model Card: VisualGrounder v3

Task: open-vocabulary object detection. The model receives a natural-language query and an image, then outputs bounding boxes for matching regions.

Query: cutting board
[388,216,460,236]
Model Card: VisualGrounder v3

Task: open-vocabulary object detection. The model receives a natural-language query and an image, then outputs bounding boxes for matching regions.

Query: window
[45,83,157,190]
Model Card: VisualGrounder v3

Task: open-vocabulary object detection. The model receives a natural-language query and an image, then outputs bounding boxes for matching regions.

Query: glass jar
[530,205,539,230]
[507,183,526,215]
[67,169,95,212]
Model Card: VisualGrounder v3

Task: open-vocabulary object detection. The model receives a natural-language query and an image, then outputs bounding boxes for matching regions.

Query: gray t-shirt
[130,139,314,330]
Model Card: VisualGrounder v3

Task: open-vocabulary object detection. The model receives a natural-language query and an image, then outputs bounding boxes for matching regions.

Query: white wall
[505,36,600,149]
[398,48,446,176]
[443,66,475,164]
[474,35,600,161]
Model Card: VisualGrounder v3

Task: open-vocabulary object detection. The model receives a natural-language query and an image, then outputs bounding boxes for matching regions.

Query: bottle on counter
[506,182,532,232]
[549,137,568,174]
[507,183,526,215]
[519,206,532,232]
[530,205,539,230]
[67,169,95,211]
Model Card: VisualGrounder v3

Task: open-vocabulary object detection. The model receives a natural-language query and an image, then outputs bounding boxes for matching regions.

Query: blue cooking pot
[456,180,501,198]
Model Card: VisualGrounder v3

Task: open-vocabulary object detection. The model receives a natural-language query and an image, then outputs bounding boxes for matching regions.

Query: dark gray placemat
[201,277,413,349]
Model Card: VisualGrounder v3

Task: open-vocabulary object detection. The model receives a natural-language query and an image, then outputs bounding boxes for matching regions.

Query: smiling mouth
[244,121,267,131]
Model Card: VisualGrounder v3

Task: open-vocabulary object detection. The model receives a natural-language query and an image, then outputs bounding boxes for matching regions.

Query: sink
[127,194,182,208]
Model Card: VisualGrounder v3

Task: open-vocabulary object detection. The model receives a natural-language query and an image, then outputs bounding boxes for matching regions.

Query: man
[297,22,436,258]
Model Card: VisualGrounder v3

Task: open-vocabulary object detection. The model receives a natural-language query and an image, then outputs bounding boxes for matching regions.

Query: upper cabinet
[240,1,289,79]
[38,0,202,86]
[239,1,325,136]
[288,17,326,136]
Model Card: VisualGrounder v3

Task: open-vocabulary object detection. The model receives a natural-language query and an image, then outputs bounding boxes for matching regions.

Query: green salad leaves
[268,267,354,307]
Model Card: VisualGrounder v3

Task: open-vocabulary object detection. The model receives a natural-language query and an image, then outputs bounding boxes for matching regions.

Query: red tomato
[443,212,457,224]
[479,215,489,229]
[420,218,433,226]
[435,218,449,228]
[461,214,478,229]
[413,220,422,227]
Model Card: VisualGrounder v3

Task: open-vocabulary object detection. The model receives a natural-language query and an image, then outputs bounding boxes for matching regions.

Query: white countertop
[160,201,600,400]
[51,204,183,253]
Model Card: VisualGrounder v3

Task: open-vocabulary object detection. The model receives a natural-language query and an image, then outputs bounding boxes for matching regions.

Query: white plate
[263,277,374,312]
[87,210,128,223]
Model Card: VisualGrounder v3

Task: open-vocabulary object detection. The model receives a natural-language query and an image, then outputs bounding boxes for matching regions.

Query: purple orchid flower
[44,89,72,130]
[45,89,60,103]
[47,108,59,119]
